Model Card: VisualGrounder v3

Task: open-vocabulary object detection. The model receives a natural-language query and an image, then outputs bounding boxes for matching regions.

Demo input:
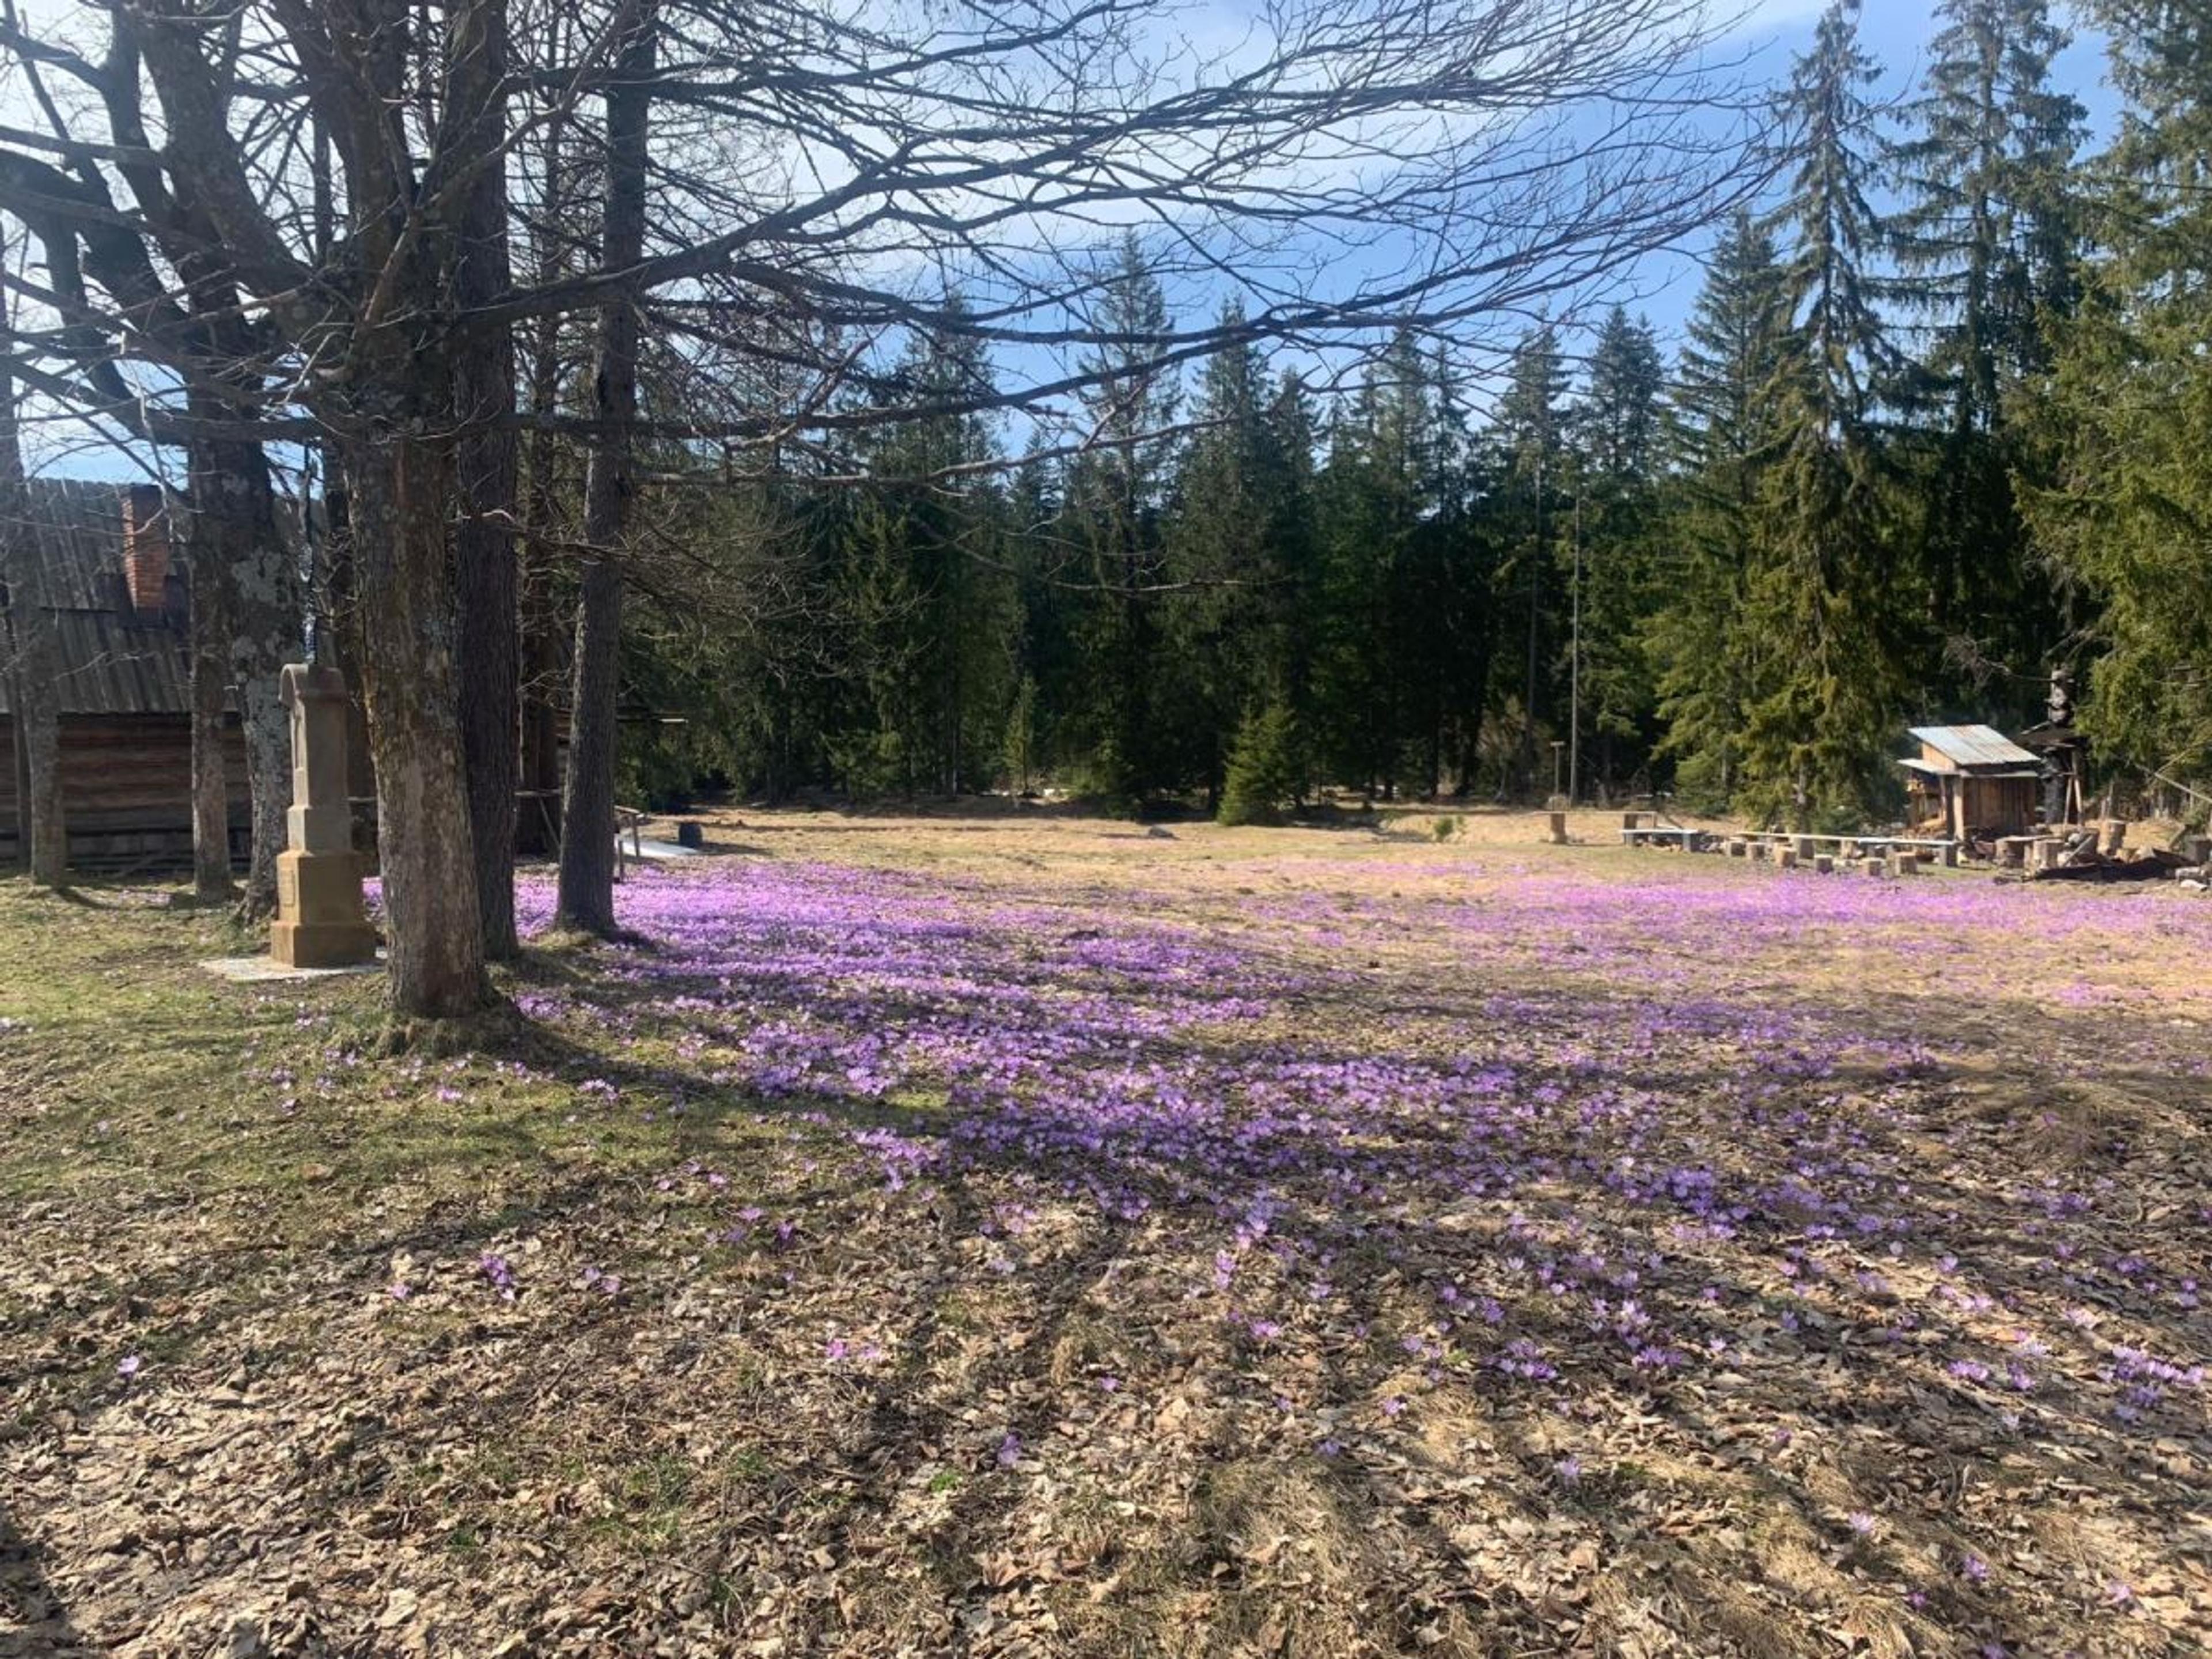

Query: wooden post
[1814,854,1834,874]
[1547,810,1567,845]
[1778,847,1798,870]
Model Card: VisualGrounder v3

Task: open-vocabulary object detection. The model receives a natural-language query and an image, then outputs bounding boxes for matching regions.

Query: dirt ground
[2,804,2207,1657]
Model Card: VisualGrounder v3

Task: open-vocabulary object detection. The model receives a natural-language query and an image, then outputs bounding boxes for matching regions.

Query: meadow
[2,808,2207,1657]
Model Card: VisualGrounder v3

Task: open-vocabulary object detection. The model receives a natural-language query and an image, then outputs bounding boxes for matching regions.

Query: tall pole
[1524,447,1543,797]
[1569,491,1581,806]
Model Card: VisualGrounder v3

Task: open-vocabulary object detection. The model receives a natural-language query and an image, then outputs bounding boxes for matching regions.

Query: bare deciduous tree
[0,0,1758,1017]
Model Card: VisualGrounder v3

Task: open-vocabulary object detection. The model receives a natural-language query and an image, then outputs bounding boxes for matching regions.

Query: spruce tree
[1312,328,1438,797]
[836,306,1012,794]
[1166,302,1277,802]
[1495,324,1570,795]
[1650,211,1790,808]
[1738,0,1914,824]
[1573,310,1666,795]
[2023,5,2212,781]
[1887,0,2085,706]
[1063,236,1180,806]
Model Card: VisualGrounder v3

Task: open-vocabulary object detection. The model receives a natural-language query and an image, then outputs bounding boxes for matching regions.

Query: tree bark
[13,596,62,888]
[222,441,299,916]
[185,478,233,902]
[556,5,655,935]
[451,0,521,959]
[346,433,487,1017]
[0,318,62,887]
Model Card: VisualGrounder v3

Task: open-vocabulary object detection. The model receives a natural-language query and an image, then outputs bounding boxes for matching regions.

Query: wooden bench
[1620,825,1711,851]
[1750,831,1959,867]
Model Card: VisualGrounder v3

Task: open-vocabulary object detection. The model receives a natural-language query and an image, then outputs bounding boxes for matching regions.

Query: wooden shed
[1900,725,2043,842]
[1,479,251,872]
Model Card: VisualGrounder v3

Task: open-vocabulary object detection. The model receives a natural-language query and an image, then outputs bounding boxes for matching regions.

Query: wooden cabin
[1,480,251,873]
[1899,724,2043,843]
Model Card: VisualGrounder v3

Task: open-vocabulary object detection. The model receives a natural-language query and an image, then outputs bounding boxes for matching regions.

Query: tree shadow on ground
[0,1502,91,1658]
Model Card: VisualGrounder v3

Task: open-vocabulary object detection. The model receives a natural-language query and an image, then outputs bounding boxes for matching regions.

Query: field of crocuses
[2,807,2208,1656]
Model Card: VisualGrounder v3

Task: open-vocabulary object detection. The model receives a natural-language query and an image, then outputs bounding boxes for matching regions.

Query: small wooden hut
[1899,725,2042,842]
[1,480,250,872]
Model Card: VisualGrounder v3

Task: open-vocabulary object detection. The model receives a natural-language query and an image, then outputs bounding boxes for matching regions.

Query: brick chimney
[122,483,171,619]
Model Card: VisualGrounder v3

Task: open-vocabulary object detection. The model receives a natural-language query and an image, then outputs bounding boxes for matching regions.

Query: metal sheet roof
[1908,725,2040,769]
[0,479,193,718]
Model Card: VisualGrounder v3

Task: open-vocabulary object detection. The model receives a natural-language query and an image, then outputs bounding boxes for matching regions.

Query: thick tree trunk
[185,484,233,902]
[451,0,521,959]
[556,6,654,935]
[226,453,298,918]
[346,435,487,1018]
[314,476,376,809]
[2,563,66,887]
[0,352,63,887]
[17,647,62,886]
[184,426,296,913]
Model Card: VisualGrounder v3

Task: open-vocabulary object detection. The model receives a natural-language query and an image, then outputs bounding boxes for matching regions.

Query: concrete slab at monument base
[200,951,384,984]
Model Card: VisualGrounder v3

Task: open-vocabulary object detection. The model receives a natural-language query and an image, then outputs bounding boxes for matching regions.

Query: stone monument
[269,664,377,968]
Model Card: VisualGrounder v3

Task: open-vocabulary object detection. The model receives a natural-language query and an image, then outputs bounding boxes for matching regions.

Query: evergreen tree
[1495,324,1570,794]
[1650,212,1791,808]
[1166,303,1279,801]
[1887,0,2085,705]
[835,306,1014,794]
[2024,4,2212,781]
[1738,0,1914,824]
[1063,235,1180,805]
[1313,328,1440,797]
[1571,310,1666,794]
[1584,308,1665,482]
[1217,698,1306,825]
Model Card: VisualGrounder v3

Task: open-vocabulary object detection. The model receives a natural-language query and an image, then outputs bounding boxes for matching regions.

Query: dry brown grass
[2,804,2207,1657]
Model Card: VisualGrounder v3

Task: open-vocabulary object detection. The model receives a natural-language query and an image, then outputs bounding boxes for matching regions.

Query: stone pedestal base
[272,849,376,968]
[270,918,380,968]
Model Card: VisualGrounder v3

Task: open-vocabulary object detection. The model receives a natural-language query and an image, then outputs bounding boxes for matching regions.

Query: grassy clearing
[2,806,2208,1657]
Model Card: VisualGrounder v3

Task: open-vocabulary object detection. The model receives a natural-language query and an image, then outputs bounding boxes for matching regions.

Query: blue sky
[1609,0,2118,346]
[16,1,2124,477]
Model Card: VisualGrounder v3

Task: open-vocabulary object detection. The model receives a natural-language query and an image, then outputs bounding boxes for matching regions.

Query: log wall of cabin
[0,713,251,866]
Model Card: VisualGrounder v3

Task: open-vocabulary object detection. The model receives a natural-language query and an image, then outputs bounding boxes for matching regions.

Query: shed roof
[1908,724,2040,770]
[1900,757,2040,782]
[0,479,192,718]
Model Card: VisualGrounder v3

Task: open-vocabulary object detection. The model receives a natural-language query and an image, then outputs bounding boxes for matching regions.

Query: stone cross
[269,664,377,968]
